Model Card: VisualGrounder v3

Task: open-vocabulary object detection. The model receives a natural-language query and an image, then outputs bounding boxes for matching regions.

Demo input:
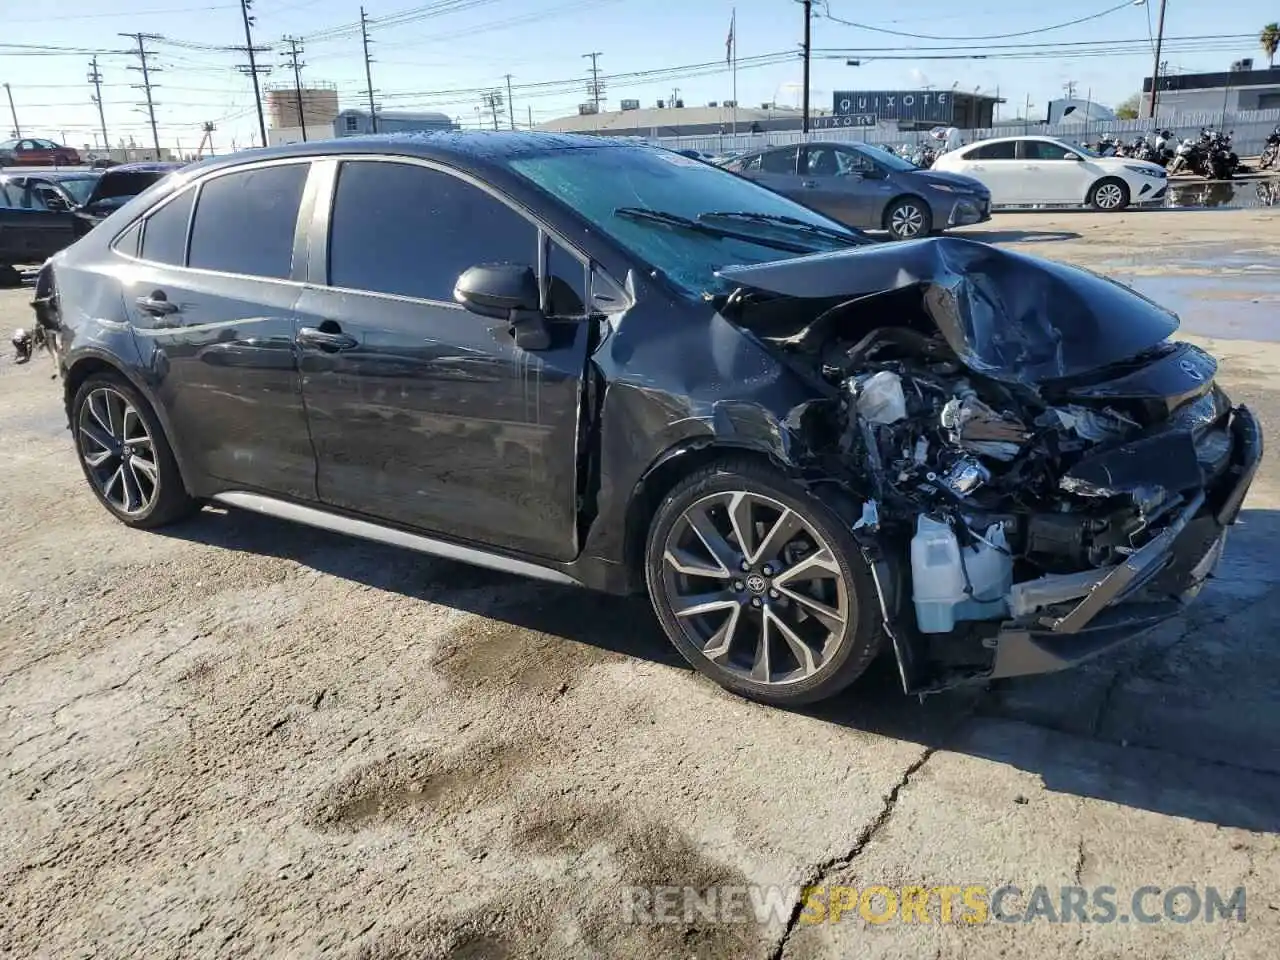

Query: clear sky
[4,0,1276,151]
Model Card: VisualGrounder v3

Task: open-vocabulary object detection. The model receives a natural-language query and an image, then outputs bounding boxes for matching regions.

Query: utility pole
[583,52,603,112]
[282,36,307,141]
[504,73,515,131]
[88,57,110,154]
[237,0,269,147]
[1147,0,1167,118]
[3,83,20,138]
[800,0,812,134]
[527,104,532,130]
[481,90,504,131]
[361,6,378,132]
[120,33,162,154]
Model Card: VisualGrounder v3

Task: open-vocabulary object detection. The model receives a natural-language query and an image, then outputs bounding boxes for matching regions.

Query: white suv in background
[932,136,1168,211]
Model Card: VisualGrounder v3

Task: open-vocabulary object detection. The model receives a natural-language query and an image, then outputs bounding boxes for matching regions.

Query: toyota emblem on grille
[1179,358,1205,381]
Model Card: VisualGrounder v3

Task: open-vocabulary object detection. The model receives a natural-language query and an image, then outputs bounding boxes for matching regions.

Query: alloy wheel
[890,203,925,238]
[660,491,849,686]
[1095,182,1125,209]
[77,386,161,516]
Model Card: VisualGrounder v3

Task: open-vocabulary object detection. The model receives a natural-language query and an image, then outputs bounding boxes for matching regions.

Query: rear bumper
[988,404,1262,680]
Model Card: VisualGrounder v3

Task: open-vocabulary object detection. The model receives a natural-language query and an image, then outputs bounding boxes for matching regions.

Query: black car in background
[1,162,183,283]
[27,133,1260,705]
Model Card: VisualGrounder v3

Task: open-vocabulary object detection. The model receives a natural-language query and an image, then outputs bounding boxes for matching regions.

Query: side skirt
[211,491,582,587]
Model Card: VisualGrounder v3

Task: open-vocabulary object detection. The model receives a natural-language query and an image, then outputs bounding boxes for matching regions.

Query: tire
[883,196,932,240]
[0,265,20,289]
[71,371,197,529]
[1088,177,1129,211]
[644,457,884,706]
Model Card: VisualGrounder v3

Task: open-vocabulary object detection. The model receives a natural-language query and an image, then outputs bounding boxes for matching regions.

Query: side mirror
[41,193,70,211]
[863,167,886,179]
[1065,153,1084,161]
[454,263,550,350]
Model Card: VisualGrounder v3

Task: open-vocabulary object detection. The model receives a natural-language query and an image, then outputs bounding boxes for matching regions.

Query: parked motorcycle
[1260,124,1280,170]
[1152,129,1176,167]
[1203,129,1238,180]
[1093,135,1121,157]
[910,143,938,169]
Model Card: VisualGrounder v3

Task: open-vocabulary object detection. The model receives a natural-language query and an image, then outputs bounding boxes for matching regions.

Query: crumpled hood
[717,236,1179,385]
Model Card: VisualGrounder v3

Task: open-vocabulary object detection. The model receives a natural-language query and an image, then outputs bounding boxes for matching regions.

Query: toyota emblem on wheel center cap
[745,574,768,594]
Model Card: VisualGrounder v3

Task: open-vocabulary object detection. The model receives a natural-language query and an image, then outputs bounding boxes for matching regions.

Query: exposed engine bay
[717,238,1258,688]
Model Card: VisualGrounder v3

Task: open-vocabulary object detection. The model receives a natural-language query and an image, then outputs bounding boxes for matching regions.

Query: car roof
[176,131,636,180]
[0,170,100,184]
[101,161,185,174]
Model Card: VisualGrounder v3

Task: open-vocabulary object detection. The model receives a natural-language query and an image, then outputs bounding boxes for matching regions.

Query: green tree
[1262,23,1280,68]
[1115,93,1141,120]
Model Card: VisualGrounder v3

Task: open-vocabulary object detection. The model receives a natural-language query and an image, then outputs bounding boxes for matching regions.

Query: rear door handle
[136,291,179,315]
[297,326,358,351]
[970,165,986,171]
[801,179,818,188]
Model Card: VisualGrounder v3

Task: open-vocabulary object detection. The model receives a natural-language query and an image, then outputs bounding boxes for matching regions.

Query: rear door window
[760,146,799,174]
[187,163,308,279]
[965,141,1016,160]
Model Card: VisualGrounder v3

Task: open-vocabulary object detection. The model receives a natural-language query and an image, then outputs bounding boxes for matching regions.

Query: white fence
[651,108,1280,159]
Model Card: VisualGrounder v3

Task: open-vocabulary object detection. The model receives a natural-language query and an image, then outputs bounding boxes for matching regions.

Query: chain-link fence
[651,108,1280,160]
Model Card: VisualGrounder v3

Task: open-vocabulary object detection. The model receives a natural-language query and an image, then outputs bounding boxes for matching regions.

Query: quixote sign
[832,90,954,124]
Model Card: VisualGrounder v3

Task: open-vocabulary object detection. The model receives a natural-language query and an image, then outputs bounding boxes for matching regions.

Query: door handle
[801,179,818,188]
[297,326,358,351]
[970,165,986,171]
[135,291,179,315]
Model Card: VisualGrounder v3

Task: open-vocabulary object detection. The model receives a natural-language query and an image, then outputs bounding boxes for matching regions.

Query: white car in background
[932,136,1168,211]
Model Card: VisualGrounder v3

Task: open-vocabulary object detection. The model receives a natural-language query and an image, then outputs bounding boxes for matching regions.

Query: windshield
[507,145,867,298]
[91,170,173,205]
[860,145,919,172]
[54,176,100,205]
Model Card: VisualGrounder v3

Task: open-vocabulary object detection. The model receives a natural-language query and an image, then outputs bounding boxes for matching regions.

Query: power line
[120,32,163,152]
[820,0,1147,42]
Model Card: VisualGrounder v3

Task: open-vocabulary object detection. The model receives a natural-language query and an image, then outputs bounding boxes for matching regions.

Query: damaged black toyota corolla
[30,132,1262,706]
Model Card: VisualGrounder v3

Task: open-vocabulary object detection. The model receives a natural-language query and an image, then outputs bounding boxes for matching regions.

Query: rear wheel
[1088,178,1130,211]
[71,372,196,529]
[645,458,883,706]
[884,196,932,240]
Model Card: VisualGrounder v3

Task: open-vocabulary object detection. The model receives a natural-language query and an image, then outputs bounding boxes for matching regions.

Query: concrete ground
[1,208,1278,958]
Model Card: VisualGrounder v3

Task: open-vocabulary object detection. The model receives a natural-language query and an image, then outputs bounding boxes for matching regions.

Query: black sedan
[1,162,183,282]
[27,133,1261,705]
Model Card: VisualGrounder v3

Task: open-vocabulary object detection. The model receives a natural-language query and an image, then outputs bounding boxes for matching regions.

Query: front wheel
[1088,178,1129,211]
[884,197,932,240]
[644,458,884,706]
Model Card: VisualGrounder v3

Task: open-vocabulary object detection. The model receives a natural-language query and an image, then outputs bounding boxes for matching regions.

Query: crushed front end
[718,237,1264,693]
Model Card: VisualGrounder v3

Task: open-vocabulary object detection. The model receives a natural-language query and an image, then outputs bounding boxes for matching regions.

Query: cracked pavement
[2,208,1279,958]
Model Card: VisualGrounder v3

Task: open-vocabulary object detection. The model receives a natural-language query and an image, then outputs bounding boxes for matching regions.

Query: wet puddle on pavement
[1115,274,1280,341]
[1165,178,1280,209]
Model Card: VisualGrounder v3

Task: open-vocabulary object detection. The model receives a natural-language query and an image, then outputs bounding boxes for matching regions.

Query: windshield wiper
[613,206,814,254]
[697,211,867,247]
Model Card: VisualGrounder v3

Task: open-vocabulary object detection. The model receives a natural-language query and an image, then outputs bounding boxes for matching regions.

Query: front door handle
[136,291,179,315]
[801,179,819,188]
[297,326,358,351]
